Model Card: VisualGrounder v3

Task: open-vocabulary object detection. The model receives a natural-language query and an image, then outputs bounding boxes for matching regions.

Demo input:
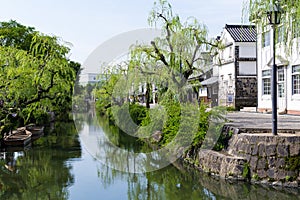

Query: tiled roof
[225,24,256,42]
[200,76,218,86]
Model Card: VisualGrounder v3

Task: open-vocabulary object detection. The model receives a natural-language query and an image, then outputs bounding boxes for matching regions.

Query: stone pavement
[225,112,300,133]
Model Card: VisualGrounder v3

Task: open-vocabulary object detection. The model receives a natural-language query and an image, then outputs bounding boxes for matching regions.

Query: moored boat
[3,129,32,147]
[25,125,44,140]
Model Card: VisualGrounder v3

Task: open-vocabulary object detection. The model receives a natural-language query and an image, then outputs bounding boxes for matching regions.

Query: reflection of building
[215,24,257,109]
[256,19,300,114]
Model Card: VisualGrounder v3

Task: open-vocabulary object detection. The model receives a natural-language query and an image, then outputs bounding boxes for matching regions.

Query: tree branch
[151,41,169,67]
[157,13,173,52]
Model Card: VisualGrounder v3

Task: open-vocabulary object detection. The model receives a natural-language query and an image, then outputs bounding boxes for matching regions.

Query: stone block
[267,168,277,179]
[265,144,277,157]
[249,156,258,169]
[276,170,287,180]
[252,144,259,155]
[257,169,267,179]
[244,154,251,162]
[289,144,300,156]
[258,143,266,157]
[277,145,289,157]
[267,156,276,168]
[239,143,248,153]
[286,171,297,178]
[283,181,299,188]
[249,136,258,144]
[265,136,275,144]
[245,144,253,155]
[257,158,267,170]
[234,164,244,174]
[275,158,285,169]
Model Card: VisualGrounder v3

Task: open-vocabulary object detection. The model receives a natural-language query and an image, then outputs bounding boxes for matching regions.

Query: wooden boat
[25,125,44,141]
[3,129,32,147]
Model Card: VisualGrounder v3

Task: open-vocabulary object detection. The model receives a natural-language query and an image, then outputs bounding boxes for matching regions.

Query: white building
[257,21,300,115]
[216,24,257,109]
[80,73,102,86]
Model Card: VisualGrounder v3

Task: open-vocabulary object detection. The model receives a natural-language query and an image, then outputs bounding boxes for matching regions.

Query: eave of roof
[225,24,257,42]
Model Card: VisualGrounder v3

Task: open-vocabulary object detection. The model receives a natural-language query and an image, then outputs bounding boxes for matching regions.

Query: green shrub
[33,109,50,125]
[213,130,233,151]
[242,163,251,180]
[128,103,148,125]
[252,173,259,181]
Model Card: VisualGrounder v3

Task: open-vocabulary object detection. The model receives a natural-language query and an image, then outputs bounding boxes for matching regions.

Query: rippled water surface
[0,112,299,199]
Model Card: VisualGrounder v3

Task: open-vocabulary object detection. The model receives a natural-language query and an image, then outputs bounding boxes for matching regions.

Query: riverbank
[183,112,300,188]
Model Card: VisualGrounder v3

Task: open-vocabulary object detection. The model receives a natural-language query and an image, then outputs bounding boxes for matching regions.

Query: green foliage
[285,175,293,182]
[0,20,80,132]
[0,20,35,50]
[128,103,148,126]
[213,130,234,151]
[160,96,181,144]
[242,162,251,180]
[95,74,120,116]
[192,102,211,147]
[245,0,300,54]
[252,173,259,181]
[109,103,149,136]
[127,0,220,103]
[285,156,300,171]
[137,105,167,139]
[226,106,236,112]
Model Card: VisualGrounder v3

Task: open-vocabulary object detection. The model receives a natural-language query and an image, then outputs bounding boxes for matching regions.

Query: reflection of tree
[94,114,300,199]
[0,122,81,200]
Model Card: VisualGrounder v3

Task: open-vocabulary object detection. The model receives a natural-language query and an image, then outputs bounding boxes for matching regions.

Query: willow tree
[245,0,300,51]
[0,21,78,134]
[128,0,220,106]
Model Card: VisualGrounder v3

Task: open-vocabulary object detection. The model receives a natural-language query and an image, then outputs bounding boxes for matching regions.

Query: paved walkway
[225,112,300,132]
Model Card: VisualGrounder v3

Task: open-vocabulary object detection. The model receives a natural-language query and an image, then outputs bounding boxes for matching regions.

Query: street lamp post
[267,2,281,136]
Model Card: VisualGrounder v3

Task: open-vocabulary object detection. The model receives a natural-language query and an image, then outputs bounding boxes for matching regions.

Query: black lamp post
[267,1,281,136]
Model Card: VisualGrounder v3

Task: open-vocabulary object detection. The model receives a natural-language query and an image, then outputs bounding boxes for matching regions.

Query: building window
[262,31,270,47]
[278,67,285,98]
[262,69,271,95]
[278,67,284,82]
[292,65,300,95]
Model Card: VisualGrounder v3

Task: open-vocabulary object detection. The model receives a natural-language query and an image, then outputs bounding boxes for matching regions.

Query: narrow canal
[0,112,299,199]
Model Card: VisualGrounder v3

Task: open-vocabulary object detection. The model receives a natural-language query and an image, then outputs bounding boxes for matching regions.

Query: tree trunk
[145,82,151,109]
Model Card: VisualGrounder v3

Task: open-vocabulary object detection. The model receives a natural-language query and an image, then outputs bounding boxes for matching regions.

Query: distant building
[199,65,219,107]
[80,73,104,86]
[215,24,257,109]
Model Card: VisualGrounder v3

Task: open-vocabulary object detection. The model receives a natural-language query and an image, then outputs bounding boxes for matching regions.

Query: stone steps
[197,149,247,180]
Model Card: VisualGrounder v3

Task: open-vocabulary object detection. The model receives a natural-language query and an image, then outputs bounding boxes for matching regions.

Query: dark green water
[0,112,299,200]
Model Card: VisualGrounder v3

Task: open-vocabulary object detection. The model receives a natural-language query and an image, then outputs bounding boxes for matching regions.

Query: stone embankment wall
[228,133,300,187]
[194,127,300,187]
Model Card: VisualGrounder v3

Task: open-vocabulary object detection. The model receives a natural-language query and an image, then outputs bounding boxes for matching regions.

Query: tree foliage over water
[94,0,225,150]
[0,20,81,135]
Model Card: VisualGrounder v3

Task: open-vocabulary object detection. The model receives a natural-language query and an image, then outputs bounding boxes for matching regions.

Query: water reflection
[0,111,299,199]
[0,122,81,200]
[77,111,300,200]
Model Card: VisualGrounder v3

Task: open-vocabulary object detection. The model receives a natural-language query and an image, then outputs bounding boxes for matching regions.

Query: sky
[0,0,248,64]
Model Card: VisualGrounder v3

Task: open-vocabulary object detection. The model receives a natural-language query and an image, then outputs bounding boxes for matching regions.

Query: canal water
[0,112,300,200]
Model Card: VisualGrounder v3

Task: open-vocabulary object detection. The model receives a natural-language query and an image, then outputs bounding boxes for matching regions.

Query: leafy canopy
[0,20,80,132]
